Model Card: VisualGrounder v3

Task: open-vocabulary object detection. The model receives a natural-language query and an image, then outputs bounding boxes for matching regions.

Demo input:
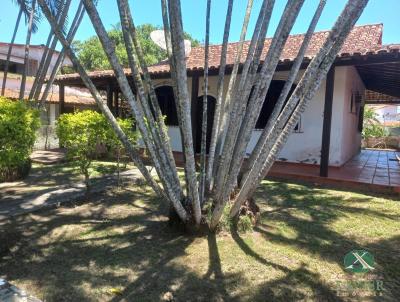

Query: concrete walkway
[0,279,41,302]
[30,149,66,165]
[0,168,143,224]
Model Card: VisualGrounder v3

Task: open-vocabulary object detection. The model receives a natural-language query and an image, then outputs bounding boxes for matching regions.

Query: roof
[2,88,96,106]
[365,89,400,104]
[55,23,397,82]
[0,42,63,54]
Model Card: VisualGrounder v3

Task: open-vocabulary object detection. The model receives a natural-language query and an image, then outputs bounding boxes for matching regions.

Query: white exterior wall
[339,66,364,164]
[0,44,72,75]
[151,65,363,167]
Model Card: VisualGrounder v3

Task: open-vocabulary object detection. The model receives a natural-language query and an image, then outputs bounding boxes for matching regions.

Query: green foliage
[74,23,200,71]
[205,202,253,233]
[0,97,40,182]
[236,215,253,233]
[362,107,387,139]
[56,110,136,190]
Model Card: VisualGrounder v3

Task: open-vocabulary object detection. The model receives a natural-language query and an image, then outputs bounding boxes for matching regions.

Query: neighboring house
[368,99,400,127]
[54,24,400,176]
[0,42,93,126]
[0,42,73,76]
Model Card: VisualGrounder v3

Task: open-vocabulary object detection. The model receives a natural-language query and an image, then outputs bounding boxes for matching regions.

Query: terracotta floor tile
[373,177,390,185]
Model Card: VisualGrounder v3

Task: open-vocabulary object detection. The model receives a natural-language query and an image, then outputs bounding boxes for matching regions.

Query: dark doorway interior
[255,80,297,129]
[155,86,179,126]
[195,95,216,154]
[0,60,19,74]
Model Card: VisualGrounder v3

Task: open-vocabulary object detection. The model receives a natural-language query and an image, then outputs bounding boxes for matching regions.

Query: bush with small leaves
[56,110,136,191]
[0,97,40,182]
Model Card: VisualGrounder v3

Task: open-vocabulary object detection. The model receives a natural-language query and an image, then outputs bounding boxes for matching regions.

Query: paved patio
[269,149,400,193]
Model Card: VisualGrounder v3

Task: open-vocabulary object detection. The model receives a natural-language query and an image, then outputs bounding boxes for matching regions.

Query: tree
[1,0,39,97]
[74,23,200,71]
[19,0,37,99]
[362,107,387,139]
[38,0,369,231]
[29,0,72,101]
[0,97,40,182]
[56,110,137,192]
[1,0,69,100]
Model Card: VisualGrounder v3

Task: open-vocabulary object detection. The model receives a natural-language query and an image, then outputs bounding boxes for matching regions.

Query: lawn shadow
[0,179,398,301]
[0,186,246,301]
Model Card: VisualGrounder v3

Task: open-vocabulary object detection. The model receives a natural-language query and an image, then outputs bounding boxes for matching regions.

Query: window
[154,86,179,126]
[253,80,299,131]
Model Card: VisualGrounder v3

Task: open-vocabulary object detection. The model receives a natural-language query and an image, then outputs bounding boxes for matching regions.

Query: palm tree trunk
[242,0,326,184]
[33,0,72,101]
[37,0,189,222]
[1,8,23,96]
[30,0,71,101]
[212,0,253,185]
[19,0,37,100]
[205,0,233,193]
[199,0,211,205]
[213,0,273,204]
[118,0,182,199]
[41,1,85,104]
[29,29,54,100]
[167,0,202,224]
[116,0,183,200]
[230,0,369,218]
[210,0,303,230]
[161,0,191,198]
[221,0,304,202]
[81,0,187,219]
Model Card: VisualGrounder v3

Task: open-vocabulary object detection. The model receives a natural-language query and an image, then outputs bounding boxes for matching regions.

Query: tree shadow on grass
[0,179,398,301]
[248,180,400,300]
[231,229,343,301]
[0,187,247,301]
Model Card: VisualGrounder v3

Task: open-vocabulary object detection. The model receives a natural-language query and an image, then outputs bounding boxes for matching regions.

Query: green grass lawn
[0,161,135,202]
[1,177,399,301]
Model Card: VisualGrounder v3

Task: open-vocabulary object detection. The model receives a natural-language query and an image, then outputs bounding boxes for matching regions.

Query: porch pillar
[320,67,335,177]
[106,83,114,114]
[59,83,65,114]
[191,75,200,150]
[113,90,119,117]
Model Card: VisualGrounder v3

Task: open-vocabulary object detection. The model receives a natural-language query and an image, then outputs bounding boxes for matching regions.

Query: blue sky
[0,0,399,48]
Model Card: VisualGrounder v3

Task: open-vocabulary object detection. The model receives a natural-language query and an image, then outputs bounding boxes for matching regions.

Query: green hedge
[56,110,136,190]
[0,97,40,182]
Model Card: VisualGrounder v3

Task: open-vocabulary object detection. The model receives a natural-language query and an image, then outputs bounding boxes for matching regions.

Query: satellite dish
[150,29,192,57]
[150,30,167,50]
[183,39,192,57]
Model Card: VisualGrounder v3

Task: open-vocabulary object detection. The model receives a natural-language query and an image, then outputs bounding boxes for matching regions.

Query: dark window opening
[253,80,298,130]
[358,105,364,132]
[154,86,179,126]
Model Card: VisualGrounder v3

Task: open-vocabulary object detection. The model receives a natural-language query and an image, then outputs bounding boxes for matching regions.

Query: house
[0,42,93,125]
[0,42,73,76]
[365,91,400,126]
[54,24,400,182]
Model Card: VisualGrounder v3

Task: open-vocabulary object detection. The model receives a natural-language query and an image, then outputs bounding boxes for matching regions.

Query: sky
[0,0,399,49]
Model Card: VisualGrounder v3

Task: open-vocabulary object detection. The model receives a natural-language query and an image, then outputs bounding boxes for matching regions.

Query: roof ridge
[190,23,384,50]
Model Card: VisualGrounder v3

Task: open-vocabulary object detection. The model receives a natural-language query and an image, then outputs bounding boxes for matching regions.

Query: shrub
[56,110,136,191]
[105,117,137,186]
[362,107,387,139]
[0,97,40,182]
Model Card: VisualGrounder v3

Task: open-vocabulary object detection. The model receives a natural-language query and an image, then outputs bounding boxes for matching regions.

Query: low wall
[362,136,400,149]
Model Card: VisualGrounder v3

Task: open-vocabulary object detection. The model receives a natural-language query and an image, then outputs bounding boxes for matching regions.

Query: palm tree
[29,0,71,101]
[19,0,37,99]
[1,0,64,99]
[1,0,37,96]
[38,0,369,231]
